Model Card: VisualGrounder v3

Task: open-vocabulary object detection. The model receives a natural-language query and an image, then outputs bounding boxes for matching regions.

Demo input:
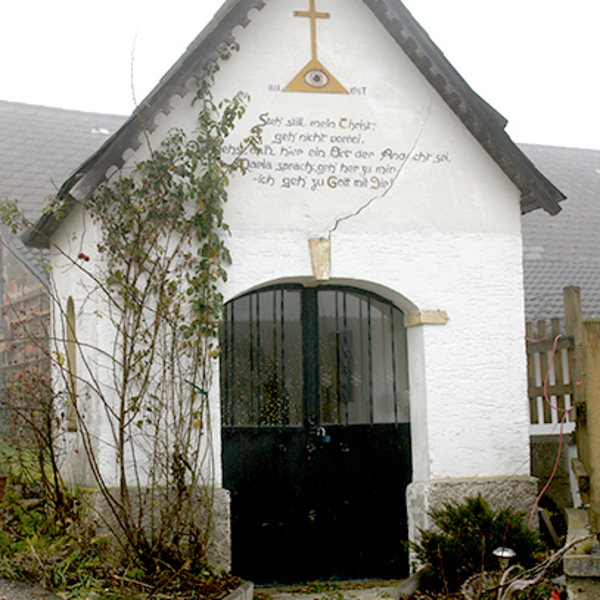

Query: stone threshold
[224,581,254,600]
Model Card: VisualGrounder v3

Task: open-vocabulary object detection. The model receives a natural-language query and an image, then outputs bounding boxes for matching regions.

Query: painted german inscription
[222,112,451,193]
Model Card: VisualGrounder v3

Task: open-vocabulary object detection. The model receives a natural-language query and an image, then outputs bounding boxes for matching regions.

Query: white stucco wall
[49,204,118,487]
[50,0,532,489]
[50,202,223,489]
[215,0,529,482]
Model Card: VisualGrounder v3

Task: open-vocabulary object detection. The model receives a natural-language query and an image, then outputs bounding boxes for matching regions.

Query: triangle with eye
[286,58,348,94]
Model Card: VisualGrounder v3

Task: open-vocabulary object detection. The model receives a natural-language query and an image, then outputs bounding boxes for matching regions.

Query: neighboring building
[520,144,600,512]
[521,144,600,323]
[0,101,124,439]
[25,0,565,584]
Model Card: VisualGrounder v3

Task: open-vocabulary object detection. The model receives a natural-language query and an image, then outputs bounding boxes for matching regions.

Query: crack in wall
[327,96,434,239]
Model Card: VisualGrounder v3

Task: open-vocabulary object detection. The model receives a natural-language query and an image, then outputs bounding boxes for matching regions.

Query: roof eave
[363,0,565,214]
[23,0,267,248]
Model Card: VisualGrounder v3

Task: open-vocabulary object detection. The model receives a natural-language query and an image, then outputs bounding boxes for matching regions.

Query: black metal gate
[221,285,412,583]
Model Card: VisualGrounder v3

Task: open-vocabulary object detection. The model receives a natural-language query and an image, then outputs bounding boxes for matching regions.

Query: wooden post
[537,319,552,423]
[551,317,567,414]
[583,319,600,532]
[526,321,539,425]
[564,286,592,507]
[564,287,588,467]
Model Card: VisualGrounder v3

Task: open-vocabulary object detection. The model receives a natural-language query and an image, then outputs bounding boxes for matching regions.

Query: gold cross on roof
[294,0,329,60]
[287,0,348,94]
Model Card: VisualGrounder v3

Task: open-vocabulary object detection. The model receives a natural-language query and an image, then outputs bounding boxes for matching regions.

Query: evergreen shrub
[411,496,545,592]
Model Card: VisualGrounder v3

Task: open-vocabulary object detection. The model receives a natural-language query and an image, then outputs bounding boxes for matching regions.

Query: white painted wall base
[80,487,231,572]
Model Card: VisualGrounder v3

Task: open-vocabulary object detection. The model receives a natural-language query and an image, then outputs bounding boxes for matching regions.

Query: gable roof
[24,0,564,248]
[520,144,600,323]
[0,100,125,279]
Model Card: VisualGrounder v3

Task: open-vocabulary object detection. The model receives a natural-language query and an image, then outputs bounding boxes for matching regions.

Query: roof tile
[0,100,126,281]
[520,144,600,322]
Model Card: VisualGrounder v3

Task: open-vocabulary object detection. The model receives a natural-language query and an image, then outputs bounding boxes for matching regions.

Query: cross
[294,0,330,61]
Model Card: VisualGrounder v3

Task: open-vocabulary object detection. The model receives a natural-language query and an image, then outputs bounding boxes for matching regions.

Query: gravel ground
[255,581,400,600]
[0,580,61,600]
[268,587,396,600]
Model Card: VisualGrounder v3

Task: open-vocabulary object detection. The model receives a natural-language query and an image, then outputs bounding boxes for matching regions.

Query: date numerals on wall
[268,84,367,95]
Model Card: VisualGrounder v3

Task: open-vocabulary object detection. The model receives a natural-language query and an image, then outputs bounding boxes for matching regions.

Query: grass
[0,481,242,599]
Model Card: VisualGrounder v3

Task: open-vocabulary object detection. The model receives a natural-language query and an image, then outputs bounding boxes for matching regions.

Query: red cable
[543,335,569,412]
[529,409,571,529]
[527,334,575,529]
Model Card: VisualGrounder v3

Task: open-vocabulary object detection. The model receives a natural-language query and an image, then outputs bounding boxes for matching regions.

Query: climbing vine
[0,44,261,575]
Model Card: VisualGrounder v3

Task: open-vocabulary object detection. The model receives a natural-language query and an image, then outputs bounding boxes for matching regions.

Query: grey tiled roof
[0,100,125,280]
[520,144,600,323]
[0,100,125,221]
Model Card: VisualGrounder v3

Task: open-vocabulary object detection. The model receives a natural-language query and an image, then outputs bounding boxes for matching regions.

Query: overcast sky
[1,0,598,150]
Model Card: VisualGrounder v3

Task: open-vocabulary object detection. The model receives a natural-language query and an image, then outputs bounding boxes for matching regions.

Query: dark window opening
[221,285,409,427]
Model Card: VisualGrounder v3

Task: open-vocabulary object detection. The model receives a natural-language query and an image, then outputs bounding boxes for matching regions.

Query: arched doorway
[221,284,412,583]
